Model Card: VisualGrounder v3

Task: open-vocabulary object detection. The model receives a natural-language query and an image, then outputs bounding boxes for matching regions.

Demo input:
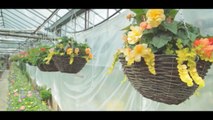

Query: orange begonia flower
[85,48,91,55]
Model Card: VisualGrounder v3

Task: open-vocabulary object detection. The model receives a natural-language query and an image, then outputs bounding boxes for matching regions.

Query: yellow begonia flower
[56,44,63,49]
[120,48,134,65]
[133,44,148,62]
[120,45,156,75]
[49,48,54,53]
[60,53,64,56]
[146,9,165,28]
[127,26,143,44]
[66,48,73,55]
[75,48,79,55]
[44,52,55,64]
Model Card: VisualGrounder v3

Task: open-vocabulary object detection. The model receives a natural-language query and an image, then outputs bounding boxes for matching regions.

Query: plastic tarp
[26,9,213,111]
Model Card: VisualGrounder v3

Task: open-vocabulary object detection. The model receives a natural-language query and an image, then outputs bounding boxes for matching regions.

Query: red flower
[193,39,201,47]
[194,38,213,58]
[40,48,46,52]
[203,46,213,58]
[208,37,213,45]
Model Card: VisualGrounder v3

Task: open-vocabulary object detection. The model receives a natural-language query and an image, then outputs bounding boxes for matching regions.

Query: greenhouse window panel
[4,23,20,30]
[15,9,43,25]
[31,9,55,25]
[33,9,59,34]
[3,10,40,29]
[3,11,38,29]
[3,19,28,30]
[5,9,41,26]
[47,9,87,32]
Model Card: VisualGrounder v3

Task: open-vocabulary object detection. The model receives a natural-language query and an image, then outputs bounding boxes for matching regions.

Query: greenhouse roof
[0,9,124,55]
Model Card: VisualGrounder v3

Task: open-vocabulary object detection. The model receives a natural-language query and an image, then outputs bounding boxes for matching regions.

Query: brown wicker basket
[52,55,87,73]
[43,60,58,72]
[38,64,46,71]
[0,71,3,78]
[119,54,212,105]
[38,60,58,72]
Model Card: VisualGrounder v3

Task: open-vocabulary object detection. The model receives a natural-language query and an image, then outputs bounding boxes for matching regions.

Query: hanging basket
[38,64,46,71]
[38,60,58,72]
[119,54,212,105]
[43,60,58,72]
[52,55,87,73]
[0,71,3,78]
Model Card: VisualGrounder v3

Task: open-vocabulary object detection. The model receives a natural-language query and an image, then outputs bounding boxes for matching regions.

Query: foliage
[37,86,52,101]
[44,36,93,64]
[7,63,49,111]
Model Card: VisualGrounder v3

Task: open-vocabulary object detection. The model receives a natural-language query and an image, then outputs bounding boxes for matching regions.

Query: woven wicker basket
[119,54,212,105]
[43,60,58,72]
[38,60,58,72]
[38,64,46,71]
[52,55,86,73]
[0,71,3,78]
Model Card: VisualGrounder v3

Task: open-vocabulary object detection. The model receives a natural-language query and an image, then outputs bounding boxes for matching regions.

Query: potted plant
[36,46,58,72]
[26,48,40,66]
[44,36,93,73]
[109,9,212,105]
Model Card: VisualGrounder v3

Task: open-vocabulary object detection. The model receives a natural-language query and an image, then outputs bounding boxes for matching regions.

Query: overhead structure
[0,9,125,55]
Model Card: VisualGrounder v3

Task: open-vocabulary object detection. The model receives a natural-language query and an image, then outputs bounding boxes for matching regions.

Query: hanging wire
[179,9,190,39]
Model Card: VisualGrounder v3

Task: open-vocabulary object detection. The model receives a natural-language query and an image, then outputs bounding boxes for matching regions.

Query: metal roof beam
[32,9,54,24]
[33,9,59,34]
[0,32,56,40]
[48,9,87,32]
[0,28,39,34]
[90,9,105,20]
[1,9,5,28]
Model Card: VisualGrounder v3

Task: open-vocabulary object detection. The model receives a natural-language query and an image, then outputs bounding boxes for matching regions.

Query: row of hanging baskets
[109,9,213,105]
[9,37,93,74]
[38,56,87,73]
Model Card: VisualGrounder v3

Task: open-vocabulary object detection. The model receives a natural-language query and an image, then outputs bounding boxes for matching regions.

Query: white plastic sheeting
[26,9,213,111]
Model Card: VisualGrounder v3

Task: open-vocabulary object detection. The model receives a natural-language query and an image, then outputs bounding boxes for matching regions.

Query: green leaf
[167,9,178,18]
[121,25,131,31]
[177,30,190,46]
[130,9,147,24]
[130,9,147,16]
[188,32,198,42]
[162,21,178,34]
[151,34,172,49]
[143,29,154,35]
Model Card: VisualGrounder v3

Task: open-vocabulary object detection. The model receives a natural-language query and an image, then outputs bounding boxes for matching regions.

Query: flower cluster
[194,38,213,62]
[109,9,213,91]
[176,39,205,89]
[44,36,93,64]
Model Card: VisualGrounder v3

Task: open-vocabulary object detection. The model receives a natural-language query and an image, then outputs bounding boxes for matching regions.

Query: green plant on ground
[37,86,52,102]
[7,63,49,111]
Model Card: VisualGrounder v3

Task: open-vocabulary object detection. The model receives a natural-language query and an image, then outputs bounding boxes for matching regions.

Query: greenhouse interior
[0,9,213,111]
